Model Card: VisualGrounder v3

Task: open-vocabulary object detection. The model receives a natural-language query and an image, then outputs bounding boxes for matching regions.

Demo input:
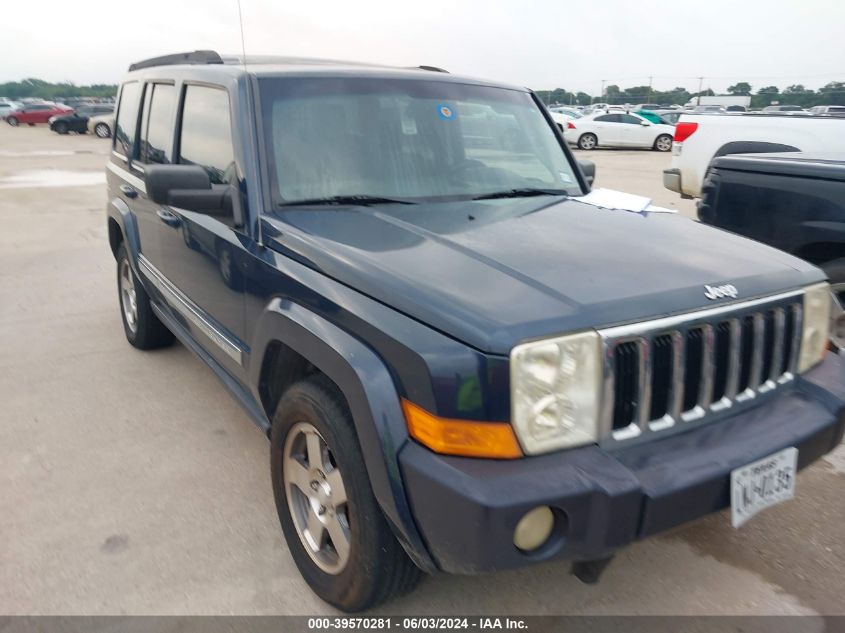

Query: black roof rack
[128,50,223,72]
[416,65,450,73]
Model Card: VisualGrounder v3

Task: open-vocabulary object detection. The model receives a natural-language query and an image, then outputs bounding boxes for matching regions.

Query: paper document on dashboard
[574,188,676,214]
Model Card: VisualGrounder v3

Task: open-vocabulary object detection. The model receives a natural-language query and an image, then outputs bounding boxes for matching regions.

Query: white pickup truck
[663,113,845,198]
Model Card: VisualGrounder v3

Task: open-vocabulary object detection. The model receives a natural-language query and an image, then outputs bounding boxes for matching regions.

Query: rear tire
[115,242,174,350]
[94,122,111,138]
[7,116,18,126]
[654,134,673,152]
[270,375,423,612]
[577,133,597,150]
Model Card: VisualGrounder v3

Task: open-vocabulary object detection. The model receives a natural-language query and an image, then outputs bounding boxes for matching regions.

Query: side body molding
[247,297,436,572]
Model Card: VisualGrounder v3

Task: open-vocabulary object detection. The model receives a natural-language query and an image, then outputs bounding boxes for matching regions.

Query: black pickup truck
[698,152,845,345]
[106,51,845,612]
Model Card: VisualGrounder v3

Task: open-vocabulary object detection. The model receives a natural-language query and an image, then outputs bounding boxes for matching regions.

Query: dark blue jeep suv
[106,50,845,611]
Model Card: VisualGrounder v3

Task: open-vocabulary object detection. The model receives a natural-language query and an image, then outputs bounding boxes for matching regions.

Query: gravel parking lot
[1,124,842,616]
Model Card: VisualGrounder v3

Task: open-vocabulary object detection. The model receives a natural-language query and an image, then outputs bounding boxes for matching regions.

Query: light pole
[648,76,653,103]
[697,76,704,105]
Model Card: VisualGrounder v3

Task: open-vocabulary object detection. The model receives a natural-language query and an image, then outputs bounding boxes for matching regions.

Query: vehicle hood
[262,198,822,354]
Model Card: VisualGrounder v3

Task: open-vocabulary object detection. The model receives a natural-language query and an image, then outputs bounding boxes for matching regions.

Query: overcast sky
[3,0,844,95]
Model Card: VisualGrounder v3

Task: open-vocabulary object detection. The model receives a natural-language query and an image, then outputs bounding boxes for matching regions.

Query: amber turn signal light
[401,399,523,459]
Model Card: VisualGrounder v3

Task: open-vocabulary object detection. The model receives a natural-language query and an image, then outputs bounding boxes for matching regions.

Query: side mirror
[577,159,596,187]
[640,121,651,126]
[144,164,234,219]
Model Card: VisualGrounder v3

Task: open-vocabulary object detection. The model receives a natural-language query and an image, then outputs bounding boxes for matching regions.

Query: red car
[6,103,73,126]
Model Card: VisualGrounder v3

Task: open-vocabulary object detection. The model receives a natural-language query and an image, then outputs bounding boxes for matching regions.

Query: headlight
[510,330,602,455]
[798,282,831,373]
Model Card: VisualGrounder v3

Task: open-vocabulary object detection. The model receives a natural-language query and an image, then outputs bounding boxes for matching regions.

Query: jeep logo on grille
[704,283,738,300]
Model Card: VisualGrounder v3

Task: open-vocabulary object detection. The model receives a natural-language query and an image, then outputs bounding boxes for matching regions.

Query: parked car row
[49,104,114,135]
[2,99,114,137]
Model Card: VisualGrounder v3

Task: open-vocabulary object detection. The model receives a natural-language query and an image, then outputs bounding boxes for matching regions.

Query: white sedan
[563,111,675,151]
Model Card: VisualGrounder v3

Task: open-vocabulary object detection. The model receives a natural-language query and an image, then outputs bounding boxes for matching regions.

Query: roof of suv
[125,50,526,91]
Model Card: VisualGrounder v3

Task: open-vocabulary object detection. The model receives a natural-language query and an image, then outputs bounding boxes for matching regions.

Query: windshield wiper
[472,188,569,201]
[278,194,416,207]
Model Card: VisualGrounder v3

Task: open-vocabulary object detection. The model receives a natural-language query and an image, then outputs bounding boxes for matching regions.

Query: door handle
[119,184,137,199]
[157,208,182,228]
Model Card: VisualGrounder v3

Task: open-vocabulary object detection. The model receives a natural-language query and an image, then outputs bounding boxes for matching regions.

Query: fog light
[513,506,555,552]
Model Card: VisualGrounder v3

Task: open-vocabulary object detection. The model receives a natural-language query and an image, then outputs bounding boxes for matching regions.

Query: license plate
[731,447,798,528]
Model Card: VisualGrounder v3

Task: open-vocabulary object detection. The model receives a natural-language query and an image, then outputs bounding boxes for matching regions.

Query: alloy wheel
[283,422,351,575]
[656,135,673,152]
[119,259,138,333]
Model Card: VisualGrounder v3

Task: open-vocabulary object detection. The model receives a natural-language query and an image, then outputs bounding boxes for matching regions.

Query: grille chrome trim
[600,289,804,445]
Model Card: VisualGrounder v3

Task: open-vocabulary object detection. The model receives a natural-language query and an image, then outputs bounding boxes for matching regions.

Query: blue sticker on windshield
[437,104,456,120]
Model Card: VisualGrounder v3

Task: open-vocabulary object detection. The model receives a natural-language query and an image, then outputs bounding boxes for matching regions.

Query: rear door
[130,81,178,276]
[106,82,162,265]
[592,114,623,144]
[153,83,246,377]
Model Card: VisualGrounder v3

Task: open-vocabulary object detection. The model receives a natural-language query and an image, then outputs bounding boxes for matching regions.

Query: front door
[151,83,247,379]
[619,114,652,147]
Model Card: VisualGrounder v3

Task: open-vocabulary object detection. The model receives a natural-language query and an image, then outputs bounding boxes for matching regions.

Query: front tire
[94,122,111,138]
[115,242,174,349]
[54,121,68,135]
[577,133,597,150]
[270,375,423,612]
[654,134,673,152]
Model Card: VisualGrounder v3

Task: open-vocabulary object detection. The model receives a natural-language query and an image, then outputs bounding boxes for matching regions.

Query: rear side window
[179,85,235,184]
[621,114,642,124]
[114,82,142,158]
[595,114,621,123]
[139,84,176,165]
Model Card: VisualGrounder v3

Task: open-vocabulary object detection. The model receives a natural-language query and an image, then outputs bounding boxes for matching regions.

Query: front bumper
[399,353,845,574]
[663,167,682,193]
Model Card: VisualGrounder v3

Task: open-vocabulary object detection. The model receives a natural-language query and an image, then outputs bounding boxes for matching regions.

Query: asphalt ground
[0,124,842,615]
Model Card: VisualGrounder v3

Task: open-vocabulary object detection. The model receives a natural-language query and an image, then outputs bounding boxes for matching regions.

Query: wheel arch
[249,297,436,573]
[713,140,801,160]
[106,197,141,262]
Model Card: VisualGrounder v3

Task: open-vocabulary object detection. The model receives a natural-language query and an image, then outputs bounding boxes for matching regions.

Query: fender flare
[107,197,142,269]
[247,297,436,572]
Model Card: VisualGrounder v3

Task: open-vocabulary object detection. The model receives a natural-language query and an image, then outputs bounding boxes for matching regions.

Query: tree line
[0,78,118,100]
[4,77,844,110]
[537,81,845,108]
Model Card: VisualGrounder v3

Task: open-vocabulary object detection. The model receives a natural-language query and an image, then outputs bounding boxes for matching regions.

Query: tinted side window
[114,82,142,158]
[140,84,176,165]
[595,114,621,123]
[179,85,235,184]
[621,114,643,124]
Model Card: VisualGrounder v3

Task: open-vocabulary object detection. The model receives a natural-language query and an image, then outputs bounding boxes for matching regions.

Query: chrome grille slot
[712,321,732,403]
[649,334,674,421]
[737,315,755,393]
[761,310,776,385]
[611,341,639,431]
[781,304,800,376]
[601,290,805,444]
[682,328,704,412]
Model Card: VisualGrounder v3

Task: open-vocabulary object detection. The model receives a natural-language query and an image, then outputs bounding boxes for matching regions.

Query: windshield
[259,77,582,205]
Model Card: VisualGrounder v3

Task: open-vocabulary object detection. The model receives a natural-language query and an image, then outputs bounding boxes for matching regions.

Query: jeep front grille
[598,290,803,443]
